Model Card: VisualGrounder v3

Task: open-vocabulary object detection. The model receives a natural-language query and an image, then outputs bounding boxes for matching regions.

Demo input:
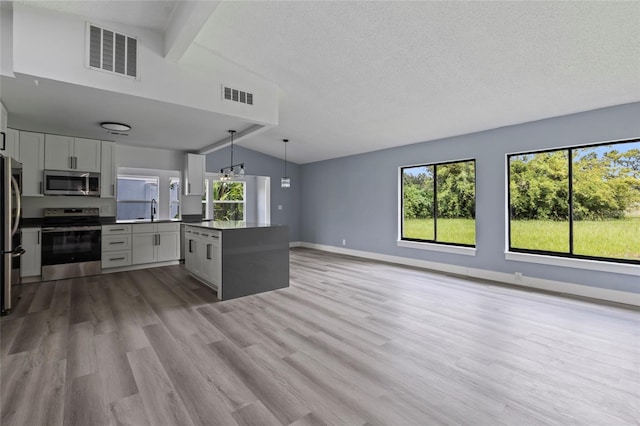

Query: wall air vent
[222,85,254,105]
[87,23,139,79]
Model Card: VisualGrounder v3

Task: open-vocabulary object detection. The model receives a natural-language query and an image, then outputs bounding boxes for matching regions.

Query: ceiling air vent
[223,85,254,105]
[87,23,139,79]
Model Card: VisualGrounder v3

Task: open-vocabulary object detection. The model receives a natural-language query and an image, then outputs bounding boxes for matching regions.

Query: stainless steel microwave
[43,170,101,196]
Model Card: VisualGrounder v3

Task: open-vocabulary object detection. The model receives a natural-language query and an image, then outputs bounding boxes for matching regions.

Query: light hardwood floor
[1,248,638,425]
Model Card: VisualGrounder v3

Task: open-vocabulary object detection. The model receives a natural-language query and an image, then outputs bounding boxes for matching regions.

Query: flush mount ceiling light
[100,122,131,132]
[281,139,290,188]
[219,130,245,181]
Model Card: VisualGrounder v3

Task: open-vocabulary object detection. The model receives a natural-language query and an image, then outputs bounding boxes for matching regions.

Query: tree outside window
[508,139,640,263]
[212,181,245,221]
[401,160,476,246]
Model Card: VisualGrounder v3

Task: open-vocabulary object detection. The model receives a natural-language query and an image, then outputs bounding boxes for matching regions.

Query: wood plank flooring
[1,248,638,425]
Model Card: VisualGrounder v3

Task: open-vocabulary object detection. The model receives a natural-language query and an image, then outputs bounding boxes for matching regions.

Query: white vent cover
[87,23,138,79]
[222,85,253,105]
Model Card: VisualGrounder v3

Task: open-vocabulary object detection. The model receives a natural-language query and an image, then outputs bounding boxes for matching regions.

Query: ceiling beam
[197,124,273,155]
[164,1,220,62]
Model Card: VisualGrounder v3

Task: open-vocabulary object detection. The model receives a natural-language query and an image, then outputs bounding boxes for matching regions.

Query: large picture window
[508,139,640,264]
[116,175,158,220]
[202,176,246,221]
[213,181,245,221]
[401,159,476,246]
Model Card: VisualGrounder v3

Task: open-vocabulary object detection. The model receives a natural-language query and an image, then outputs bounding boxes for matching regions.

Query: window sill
[505,252,639,276]
[397,240,476,256]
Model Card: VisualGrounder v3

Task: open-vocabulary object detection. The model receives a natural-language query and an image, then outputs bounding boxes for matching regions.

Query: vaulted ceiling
[2,1,639,164]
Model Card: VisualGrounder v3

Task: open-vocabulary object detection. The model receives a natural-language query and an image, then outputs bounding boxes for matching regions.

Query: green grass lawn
[403,218,476,245]
[404,217,640,260]
[511,218,640,260]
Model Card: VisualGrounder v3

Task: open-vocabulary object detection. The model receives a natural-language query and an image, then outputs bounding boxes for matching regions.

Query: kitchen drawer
[158,223,180,232]
[200,230,220,240]
[102,250,132,268]
[133,222,181,234]
[102,234,132,252]
[103,225,132,235]
[133,223,157,234]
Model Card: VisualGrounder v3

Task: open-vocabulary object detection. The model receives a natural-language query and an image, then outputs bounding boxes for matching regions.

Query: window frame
[399,158,477,249]
[169,177,181,219]
[116,174,159,221]
[507,138,640,266]
[203,176,247,222]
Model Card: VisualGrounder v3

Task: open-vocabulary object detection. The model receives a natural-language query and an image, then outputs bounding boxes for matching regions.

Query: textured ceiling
[192,1,640,164]
[4,1,640,164]
[12,0,179,32]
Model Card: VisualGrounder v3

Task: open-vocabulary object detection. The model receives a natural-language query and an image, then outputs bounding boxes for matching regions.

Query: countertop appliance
[43,170,100,196]
[41,208,101,281]
[1,154,24,315]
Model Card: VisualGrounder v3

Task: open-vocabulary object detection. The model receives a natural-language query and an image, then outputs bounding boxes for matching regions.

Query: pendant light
[281,139,291,188]
[219,130,245,181]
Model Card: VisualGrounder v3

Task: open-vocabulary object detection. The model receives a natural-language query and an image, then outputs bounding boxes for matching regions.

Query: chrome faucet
[150,198,157,221]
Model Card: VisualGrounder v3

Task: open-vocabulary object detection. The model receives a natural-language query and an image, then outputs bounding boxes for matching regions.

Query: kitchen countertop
[183,221,282,230]
[114,219,182,224]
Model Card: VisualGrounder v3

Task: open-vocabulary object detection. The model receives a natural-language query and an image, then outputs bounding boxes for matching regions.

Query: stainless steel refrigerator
[1,153,24,315]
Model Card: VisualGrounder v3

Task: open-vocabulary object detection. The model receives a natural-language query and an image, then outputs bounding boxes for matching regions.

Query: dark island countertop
[183,221,285,230]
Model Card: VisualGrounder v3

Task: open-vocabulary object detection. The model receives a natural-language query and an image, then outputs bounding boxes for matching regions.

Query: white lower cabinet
[102,223,179,269]
[20,227,41,277]
[132,223,180,265]
[184,226,221,290]
[102,231,132,268]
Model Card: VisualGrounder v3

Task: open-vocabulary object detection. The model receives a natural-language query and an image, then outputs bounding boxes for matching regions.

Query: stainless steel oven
[41,208,101,281]
[43,170,100,196]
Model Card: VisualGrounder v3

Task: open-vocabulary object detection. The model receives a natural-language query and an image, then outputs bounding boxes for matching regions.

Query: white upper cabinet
[45,135,100,172]
[74,138,101,172]
[100,141,116,198]
[19,131,45,197]
[0,101,7,133]
[1,128,19,160]
[1,104,20,160]
[44,134,73,170]
[184,153,205,196]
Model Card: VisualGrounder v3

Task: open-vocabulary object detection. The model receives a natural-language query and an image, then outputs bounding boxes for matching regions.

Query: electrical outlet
[278,205,283,210]
[342,239,346,246]
[515,272,523,281]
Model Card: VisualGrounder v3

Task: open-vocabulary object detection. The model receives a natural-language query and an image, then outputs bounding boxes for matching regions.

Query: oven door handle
[42,226,103,232]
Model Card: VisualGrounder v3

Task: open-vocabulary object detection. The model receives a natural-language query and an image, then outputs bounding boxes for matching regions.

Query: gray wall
[300,102,640,294]
[206,145,301,241]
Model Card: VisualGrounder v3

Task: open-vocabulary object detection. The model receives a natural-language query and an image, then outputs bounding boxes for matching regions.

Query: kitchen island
[182,222,289,300]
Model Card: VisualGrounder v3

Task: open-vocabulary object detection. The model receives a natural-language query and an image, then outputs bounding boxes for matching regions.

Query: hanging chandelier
[281,138,290,188]
[219,130,245,181]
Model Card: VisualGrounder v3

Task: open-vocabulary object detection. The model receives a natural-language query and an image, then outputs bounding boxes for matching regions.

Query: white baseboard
[289,241,303,248]
[298,243,640,307]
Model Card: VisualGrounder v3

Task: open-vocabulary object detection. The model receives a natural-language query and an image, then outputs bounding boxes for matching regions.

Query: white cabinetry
[21,228,42,278]
[132,223,180,265]
[184,153,205,196]
[1,128,19,160]
[0,101,7,133]
[45,135,100,172]
[19,132,45,197]
[184,226,221,290]
[100,141,116,198]
[102,225,133,269]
